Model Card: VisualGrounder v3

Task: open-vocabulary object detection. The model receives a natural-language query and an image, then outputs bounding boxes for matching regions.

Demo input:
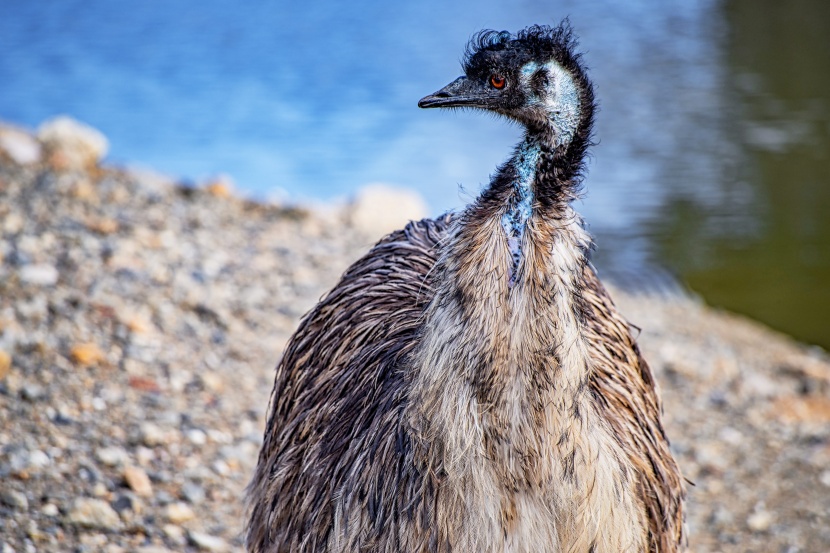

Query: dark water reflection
[640,0,830,348]
[0,0,827,347]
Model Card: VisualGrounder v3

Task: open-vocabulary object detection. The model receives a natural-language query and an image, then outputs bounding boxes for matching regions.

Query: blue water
[0,1,719,224]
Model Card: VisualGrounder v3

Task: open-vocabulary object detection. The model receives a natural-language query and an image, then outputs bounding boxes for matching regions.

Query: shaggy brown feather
[247,214,685,552]
[247,21,685,553]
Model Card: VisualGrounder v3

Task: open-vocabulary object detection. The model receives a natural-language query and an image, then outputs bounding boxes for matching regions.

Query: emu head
[419,22,595,148]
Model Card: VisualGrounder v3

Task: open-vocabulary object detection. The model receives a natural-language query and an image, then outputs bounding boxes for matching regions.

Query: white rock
[95,446,128,467]
[37,116,109,168]
[19,264,59,286]
[186,428,207,446]
[27,449,50,469]
[65,497,121,530]
[41,503,59,517]
[164,502,195,523]
[188,531,229,552]
[747,509,773,532]
[0,125,42,165]
[139,422,167,446]
[348,183,428,238]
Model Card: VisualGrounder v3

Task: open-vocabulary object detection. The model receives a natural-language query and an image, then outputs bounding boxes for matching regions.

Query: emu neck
[413,128,594,424]
[499,130,581,286]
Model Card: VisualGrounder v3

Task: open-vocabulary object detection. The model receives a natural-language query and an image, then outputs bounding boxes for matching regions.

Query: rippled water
[1,0,828,347]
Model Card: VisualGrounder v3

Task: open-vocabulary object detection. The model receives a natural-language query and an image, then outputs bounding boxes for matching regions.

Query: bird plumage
[247,21,685,553]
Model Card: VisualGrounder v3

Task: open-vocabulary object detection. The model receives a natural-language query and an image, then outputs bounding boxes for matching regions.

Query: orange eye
[490,75,506,89]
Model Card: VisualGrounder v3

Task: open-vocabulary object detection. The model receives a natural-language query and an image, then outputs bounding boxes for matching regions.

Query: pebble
[26,450,50,469]
[747,509,774,532]
[96,446,128,467]
[122,465,153,497]
[188,531,229,552]
[0,350,11,380]
[1,490,29,510]
[0,125,42,165]
[37,116,109,169]
[186,428,207,446]
[111,493,142,515]
[69,343,105,366]
[41,504,59,517]
[164,502,195,524]
[181,481,206,505]
[18,264,59,286]
[162,523,185,541]
[20,384,46,402]
[139,422,168,446]
[65,498,121,530]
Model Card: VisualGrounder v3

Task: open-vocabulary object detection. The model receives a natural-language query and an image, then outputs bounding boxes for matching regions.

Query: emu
[247,22,685,553]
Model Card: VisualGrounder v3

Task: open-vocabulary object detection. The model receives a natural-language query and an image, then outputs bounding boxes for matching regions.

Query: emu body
[247,22,685,553]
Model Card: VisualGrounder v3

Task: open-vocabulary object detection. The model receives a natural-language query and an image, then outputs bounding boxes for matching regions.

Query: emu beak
[418,76,491,109]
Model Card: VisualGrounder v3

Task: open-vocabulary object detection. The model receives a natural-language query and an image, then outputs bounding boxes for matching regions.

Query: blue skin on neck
[501,138,540,287]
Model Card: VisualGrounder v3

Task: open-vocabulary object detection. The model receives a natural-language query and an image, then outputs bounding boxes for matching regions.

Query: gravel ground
[1,122,829,552]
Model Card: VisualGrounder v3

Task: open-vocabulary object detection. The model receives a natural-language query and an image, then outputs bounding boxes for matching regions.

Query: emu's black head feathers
[419,21,595,146]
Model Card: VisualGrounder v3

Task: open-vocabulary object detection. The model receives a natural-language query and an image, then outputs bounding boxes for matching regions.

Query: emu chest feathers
[406,211,648,552]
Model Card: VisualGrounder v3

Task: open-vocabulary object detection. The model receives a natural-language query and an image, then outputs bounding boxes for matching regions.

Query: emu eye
[490,75,506,89]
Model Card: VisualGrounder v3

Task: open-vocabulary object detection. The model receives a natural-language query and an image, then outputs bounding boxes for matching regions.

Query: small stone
[1,489,29,510]
[125,315,153,334]
[37,116,109,169]
[747,509,773,532]
[820,470,830,488]
[188,531,229,552]
[65,497,122,530]
[111,493,143,516]
[123,465,153,497]
[204,175,234,198]
[128,376,161,393]
[186,429,207,445]
[69,343,105,366]
[139,422,167,446]
[86,217,120,235]
[41,503,59,517]
[111,494,135,513]
[21,384,46,402]
[27,449,49,469]
[96,446,128,467]
[19,264,59,286]
[162,523,185,541]
[164,502,195,523]
[92,482,108,497]
[0,124,42,165]
[135,446,155,466]
[0,350,11,381]
[181,482,205,505]
[200,371,223,392]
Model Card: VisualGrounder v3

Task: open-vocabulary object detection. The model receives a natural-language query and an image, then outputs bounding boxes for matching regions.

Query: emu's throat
[500,140,541,286]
